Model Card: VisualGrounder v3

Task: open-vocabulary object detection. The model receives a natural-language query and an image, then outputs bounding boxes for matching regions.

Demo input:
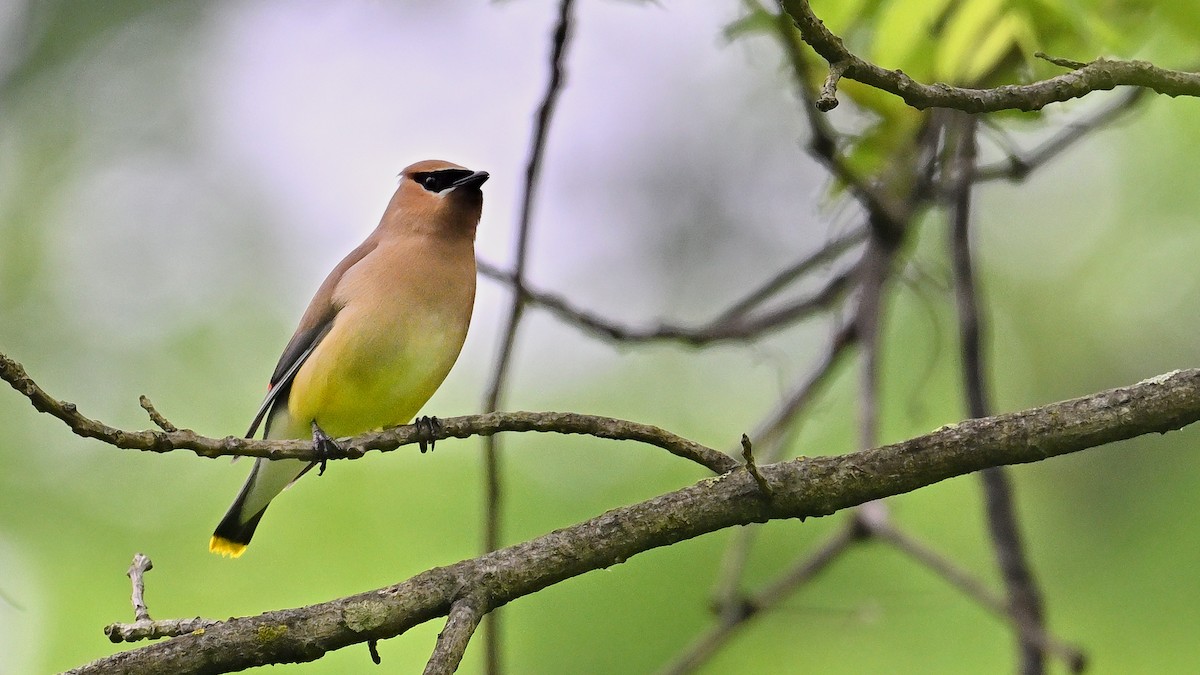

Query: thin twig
[659,524,858,675]
[741,320,858,460]
[817,60,849,111]
[138,396,177,432]
[368,639,381,665]
[709,321,857,612]
[104,617,222,644]
[0,354,739,472]
[477,254,857,346]
[975,87,1148,182]
[947,112,1051,674]
[855,240,888,450]
[713,228,866,324]
[863,513,1086,672]
[769,9,909,228]
[739,434,772,499]
[480,3,575,671]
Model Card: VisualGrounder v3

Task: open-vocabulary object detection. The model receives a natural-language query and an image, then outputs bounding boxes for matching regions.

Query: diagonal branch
[780,0,1200,113]
[478,222,862,348]
[662,522,859,675]
[423,596,486,675]
[861,509,1085,672]
[479,258,856,346]
[975,88,1148,182]
[67,368,1200,674]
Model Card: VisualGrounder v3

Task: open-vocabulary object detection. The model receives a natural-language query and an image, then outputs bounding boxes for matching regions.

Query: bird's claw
[414,415,442,453]
[311,421,340,475]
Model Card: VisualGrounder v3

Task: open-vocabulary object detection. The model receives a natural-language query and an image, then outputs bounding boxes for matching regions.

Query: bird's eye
[411,169,475,193]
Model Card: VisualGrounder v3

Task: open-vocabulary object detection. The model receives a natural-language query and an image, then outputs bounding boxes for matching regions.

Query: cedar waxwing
[210,159,488,558]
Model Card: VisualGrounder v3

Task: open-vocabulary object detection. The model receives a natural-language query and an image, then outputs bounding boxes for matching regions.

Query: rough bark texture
[65,369,1200,674]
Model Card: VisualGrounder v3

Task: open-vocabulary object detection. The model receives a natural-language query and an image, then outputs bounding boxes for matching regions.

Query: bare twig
[767,10,909,228]
[424,596,486,675]
[854,240,889,449]
[975,88,1148,182]
[128,554,152,623]
[946,114,987,414]
[947,112,1051,674]
[104,616,222,644]
[358,412,738,474]
[659,524,858,675]
[817,60,849,111]
[712,227,866,324]
[709,321,858,611]
[739,434,772,499]
[137,396,177,433]
[368,639,381,665]
[1035,52,1088,70]
[780,0,1200,112]
[477,256,856,346]
[741,321,858,460]
[103,554,220,643]
[862,512,1086,672]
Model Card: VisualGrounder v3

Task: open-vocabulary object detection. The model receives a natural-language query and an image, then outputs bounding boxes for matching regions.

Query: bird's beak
[451,171,489,190]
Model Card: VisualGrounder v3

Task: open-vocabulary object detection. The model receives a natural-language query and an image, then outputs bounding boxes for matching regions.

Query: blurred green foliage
[2,1,1200,673]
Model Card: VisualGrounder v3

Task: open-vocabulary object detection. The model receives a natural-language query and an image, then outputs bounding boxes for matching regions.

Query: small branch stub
[1035,52,1088,70]
[818,60,849,111]
[103,554,221,643]
[138,396,178,433]
[128,553,152,623]
[739,434,773,500]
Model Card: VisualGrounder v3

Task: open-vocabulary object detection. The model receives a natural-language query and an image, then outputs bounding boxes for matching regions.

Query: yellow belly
[285,304,468,439]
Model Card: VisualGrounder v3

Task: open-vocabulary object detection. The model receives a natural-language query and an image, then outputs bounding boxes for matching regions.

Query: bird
[209,159,488,558]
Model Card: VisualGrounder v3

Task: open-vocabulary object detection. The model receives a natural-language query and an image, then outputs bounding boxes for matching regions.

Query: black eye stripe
[411,169,474,193]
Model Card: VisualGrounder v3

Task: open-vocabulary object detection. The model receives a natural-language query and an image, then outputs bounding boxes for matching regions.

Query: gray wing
[245,319,334,438]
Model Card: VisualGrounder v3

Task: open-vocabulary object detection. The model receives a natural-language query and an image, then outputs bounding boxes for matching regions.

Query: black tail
[210,484,269,558]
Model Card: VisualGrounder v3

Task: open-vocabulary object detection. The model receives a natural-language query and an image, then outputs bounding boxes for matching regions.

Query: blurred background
[2,1,1200,673]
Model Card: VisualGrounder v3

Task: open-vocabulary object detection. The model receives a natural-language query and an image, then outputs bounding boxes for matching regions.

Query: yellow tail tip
[209,536,247,558]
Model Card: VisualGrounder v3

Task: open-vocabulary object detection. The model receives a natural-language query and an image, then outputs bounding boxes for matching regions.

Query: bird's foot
[311,421,340,475]
[414,415,443,454]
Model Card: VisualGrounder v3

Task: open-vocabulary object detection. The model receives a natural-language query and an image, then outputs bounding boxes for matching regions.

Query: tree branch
[860,508,1086,672]
[67,368,1200,673]
[477,244,857,347]
[780,0,1200,113]
[0,351,737,474]
[661,522,858,675]
[423,596,485,675]
[975,88,1148,182]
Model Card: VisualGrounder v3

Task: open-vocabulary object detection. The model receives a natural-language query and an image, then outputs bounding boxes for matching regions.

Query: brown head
[378,159,489,238]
